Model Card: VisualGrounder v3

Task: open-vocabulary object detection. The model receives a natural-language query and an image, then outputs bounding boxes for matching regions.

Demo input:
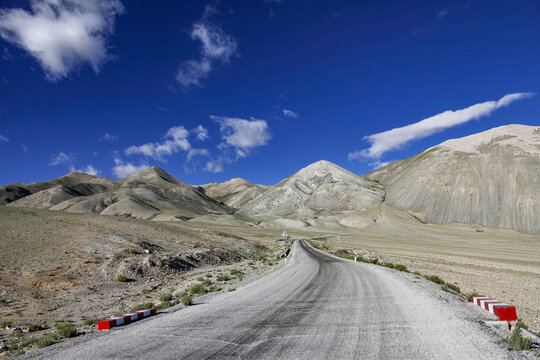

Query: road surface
[30,240,518,359]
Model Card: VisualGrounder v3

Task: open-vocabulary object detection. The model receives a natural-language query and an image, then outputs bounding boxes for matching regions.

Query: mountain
[198,178,268,209]
[7,166,232,220]
[1,172,114,206]
[367,124,540,234]
[238,160,385,216]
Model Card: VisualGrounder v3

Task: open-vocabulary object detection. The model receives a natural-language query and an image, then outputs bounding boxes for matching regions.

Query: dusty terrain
[307,204,540,332]
[0,206,287,359]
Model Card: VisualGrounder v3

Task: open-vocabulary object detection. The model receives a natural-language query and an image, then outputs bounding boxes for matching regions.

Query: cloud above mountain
[0,0,124,81]
[176,5,237,88]
[349,92,535,160]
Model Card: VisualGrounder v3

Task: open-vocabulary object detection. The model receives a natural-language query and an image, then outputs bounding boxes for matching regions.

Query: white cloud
[192,125,209,141]
[69,164,100,176]
[22,144,28,152]
[50,151,74,165]
[211,115,272,158]
[371,160,393,170]
[438,8,449,18]
[112,158,147,178]
[349,92,535,160]
[282,109,298,118]
[204,159,224,173]
[0,134,8,142]
[176,7,237,88]
[100,132,118,142]
[125,124,209,164]
[0,0,124,81]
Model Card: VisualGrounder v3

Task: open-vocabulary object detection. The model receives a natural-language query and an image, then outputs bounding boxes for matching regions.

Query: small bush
[36,333,58,348]
[208,286,222,292]
[190,284,206,295]
[159,293,173,302]
[230,269,243,277]
[202,279,212,286]
[425,275,445,285]
[27,324,41,332]
[197,277,204,281]
[0,321,11,328]
[55,322,77,338]
[157,301,173,310]
[131,302,155,312]
[21,338,38,347]
[216,275,230,282]
[466,291,479,301]
[507,323,532,351]
[394,264,408,272]
[82,318,99,326]
[446,283,461,293]
[383,262,395,269]
[206,274,213,278]
[181,295,192,306]
[116,275,128,282]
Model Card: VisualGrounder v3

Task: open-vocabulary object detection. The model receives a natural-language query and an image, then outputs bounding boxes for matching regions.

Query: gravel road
[28,240,522,359]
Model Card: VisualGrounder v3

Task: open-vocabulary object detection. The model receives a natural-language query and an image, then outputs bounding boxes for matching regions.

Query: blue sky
[0,0,539,185]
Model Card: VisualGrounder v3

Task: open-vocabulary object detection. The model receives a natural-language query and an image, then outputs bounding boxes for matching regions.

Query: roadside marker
[471,296,517,322]
[98,309,156,331]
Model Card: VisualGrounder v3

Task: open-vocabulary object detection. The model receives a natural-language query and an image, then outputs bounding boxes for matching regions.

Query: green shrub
[157,301,172,310]
[55,322,77,338]
[230,269,243,277]
[116,275,128,282]
[383,262,395,269]
[190,284,206,295]
[27,324,41,332]
[446,283,461,293]
[425,275,445,285]
[394,264,408,272]
[0,321,11,328]
[181,295,192,306]
[197,277,204,281]
[36,333,58,348]
[21,338,38,347]
[82,318,99,326]
[131,302,155,312]
[202,279,212,286]
[466,291,479,301]
[216,275,230,282]
[208,286,222,292]
[506,323,532,351]
[206,274,213,278]
[159,293,173,302]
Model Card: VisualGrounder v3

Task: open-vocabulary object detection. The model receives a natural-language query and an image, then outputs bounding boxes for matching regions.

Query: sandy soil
[308,205,540,332]
[0,206,288,359]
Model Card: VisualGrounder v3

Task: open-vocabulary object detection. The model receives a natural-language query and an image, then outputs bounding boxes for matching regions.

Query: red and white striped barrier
[470,296,517,322]
[98,309,156,331]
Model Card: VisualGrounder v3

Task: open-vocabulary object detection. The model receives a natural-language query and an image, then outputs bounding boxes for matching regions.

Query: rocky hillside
[238,160,385,217]
[6,166,232,220]
[367,124,540,234]
[198,178,268,209]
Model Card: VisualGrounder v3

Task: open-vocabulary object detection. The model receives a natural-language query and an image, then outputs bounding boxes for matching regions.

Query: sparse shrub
[55,322,77,338]
[0,321,11,328]
[369,258,379,265]
[7,341,18,351]
[446,283,461,293]
[230,269,243,277]
[506,322,532,351]
[208,286,222,292]
[36,333,58,348]
[383,262,395,269]
[466,291,479,301]
[131,302,155,312]
[159,293,173,302]
[216,275,230,282]
[197,277,204,281]
[181,295,192,306]
[157,301,173,310]
[27,324,41,332]
[206,274,213,278]
[202,279,212,286]
[116,275,128,282]
[190,284,206,295]
[82,318,99,326]
[268,262,273,266]
[425,275,444,285]
[394,264,408,272]
[21,338,38,347]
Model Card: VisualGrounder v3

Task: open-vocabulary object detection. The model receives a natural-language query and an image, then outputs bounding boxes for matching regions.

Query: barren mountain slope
[199,178,267,208]
[367,124,540,234]
[0,172,114,205]
[51,166,233,220]
[238,160,385,216]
